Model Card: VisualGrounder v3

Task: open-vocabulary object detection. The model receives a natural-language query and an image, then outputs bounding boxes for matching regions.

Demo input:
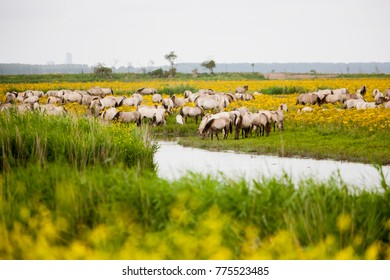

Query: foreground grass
[1,162,389,259]
[0,111,156,171]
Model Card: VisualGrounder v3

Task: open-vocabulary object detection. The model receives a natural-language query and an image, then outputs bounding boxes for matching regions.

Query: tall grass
[0,164,389,259]
[260,86,307,94]
[0,111,156,171]
[158,84,198,96]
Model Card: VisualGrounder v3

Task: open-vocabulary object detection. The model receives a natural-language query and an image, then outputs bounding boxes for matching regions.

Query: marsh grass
[0,111,156,171]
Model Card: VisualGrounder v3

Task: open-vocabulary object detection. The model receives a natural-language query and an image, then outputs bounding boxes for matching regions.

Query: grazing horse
[101,108,119,121]
[137,87,157,95]
[194,96,223,113]
[162,98,174,112]
[235,85,248,93]
[122,97,141,107]
[171,95,186,108]
[138,105,166,126]
[296,93,321,105]
[180,106,204,124]
[88,86,108,97]
[258,109,283,132]
[202,117,231,140]
[118,111,141,126]
[251,113,271,137]
[234,113,252,140]
[332,88,349,95]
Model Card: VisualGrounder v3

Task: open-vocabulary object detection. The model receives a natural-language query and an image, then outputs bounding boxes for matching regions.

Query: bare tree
[112,58,120,73]
[148,60,155,72]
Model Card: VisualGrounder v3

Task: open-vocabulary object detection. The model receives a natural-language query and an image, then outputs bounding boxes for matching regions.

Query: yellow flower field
[1,78,389,131]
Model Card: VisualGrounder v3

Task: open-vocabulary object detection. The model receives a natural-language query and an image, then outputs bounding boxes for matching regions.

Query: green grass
[259,86,307,94]
[1,162,389,259]
[150,113,390,165]
[0,111,156,171]
[0,72,267,84]
[158,84,198,96]
[2,72,390,84]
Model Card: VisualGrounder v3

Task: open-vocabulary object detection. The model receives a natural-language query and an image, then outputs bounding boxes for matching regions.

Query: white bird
[176,114,184,125]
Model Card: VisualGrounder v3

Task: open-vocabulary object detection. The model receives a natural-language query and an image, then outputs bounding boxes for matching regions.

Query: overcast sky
[0,0,389,67]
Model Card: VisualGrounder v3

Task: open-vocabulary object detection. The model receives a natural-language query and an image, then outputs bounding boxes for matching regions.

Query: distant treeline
[1,62,390,75]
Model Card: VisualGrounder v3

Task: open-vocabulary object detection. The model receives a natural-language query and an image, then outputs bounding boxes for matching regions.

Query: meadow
[0,76,389,259]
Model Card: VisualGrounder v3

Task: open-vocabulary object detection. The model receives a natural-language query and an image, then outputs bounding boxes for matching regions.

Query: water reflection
[154,141,390,191]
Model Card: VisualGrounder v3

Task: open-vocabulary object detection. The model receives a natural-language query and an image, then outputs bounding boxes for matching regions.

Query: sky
[0,0,389,67]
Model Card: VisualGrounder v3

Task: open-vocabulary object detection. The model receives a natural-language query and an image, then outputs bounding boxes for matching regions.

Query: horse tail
[180,107,184,117]
[203,118,214,135]
[229,119,232,134]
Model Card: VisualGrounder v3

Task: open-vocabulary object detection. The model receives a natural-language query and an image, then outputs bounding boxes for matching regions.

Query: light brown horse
[180,106,204,124]
[234,112,252,139]
[202,116,231,140]
[251,113,271,137]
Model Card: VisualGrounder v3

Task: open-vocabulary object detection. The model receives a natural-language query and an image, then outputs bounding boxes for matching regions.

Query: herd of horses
[1,84,389,141]
[296,86,390,110]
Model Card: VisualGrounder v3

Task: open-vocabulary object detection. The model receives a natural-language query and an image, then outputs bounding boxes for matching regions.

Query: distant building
[65,53,73,64]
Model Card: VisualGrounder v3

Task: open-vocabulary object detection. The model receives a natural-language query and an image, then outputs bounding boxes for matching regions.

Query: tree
[164,51,177,71]
[251,63,255,73]
[93,63,112,77]
[150,68,164,77]
[201,60,216,74]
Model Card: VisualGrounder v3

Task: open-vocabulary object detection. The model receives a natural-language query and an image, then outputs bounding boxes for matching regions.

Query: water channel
[154,141,390,191]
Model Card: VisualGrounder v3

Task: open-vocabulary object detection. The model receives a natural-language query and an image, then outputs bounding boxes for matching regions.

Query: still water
[154,141,390,191]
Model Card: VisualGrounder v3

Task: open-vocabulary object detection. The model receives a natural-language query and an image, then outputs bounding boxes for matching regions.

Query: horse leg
[234,126,239,140]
